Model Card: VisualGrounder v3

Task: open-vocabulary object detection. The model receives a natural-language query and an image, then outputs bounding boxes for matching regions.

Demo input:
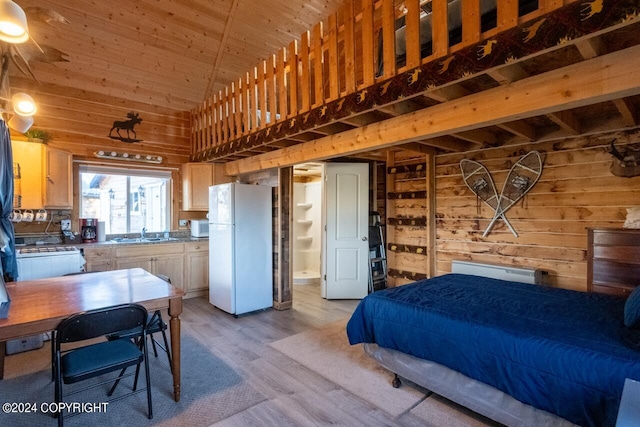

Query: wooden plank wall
[9,78,192,231]
[386,150,432,287]
[10,78,191,167]
[430,132,640,292]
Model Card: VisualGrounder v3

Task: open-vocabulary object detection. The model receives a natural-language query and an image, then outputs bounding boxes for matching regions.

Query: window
[79,165,171,235]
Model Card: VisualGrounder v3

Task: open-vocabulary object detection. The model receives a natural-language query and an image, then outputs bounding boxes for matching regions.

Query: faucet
[141,227,147,239]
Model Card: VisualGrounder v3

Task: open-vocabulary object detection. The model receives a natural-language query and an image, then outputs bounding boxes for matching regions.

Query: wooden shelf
[296,236,313,242]
[297,219,313,225]
[296,202,312,209]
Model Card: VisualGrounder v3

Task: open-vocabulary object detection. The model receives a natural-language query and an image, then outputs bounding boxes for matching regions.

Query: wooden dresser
[587,228,640,297]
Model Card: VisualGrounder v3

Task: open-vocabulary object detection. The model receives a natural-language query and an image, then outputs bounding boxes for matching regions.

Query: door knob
[362,236,368,241]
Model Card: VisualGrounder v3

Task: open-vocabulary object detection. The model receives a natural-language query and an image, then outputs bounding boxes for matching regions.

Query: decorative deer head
[610,140,640,178]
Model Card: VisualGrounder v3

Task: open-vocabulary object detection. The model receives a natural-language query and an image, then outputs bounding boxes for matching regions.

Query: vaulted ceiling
[10,0,345,112]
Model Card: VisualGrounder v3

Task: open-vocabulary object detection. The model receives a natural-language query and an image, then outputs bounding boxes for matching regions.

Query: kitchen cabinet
[181,162,231,211]
[11,139,42,209]
[114,243,185,290]
[10,140,73,209]
[83,247,114,272]
[43,147,73,209]
[186,241,208,295]
[83,241,208,298]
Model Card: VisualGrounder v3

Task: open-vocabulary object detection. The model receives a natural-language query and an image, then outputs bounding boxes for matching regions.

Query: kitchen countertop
[16,234,208,249]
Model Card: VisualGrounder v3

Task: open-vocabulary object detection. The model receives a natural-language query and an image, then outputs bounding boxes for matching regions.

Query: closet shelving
[295,201,314,244]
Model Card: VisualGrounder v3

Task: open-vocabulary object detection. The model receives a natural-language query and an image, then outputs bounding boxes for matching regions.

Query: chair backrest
[155,274,171,284]
[56,303,147,345]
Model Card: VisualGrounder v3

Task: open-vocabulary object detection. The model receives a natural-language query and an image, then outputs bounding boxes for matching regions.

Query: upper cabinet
[43,147,73,209]
[11,140,73,210]
[181,162,231,211]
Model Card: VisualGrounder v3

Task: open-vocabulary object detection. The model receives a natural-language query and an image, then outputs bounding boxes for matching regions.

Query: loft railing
[190,0,567,160]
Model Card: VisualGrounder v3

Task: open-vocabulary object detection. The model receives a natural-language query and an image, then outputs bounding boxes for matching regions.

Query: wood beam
[452,129,497,146]
[497,120,537,141]
[203,0,240,100]
[419,136,475,152]
[399,142,436,155]
[613,98,638,127]
[486,63,530,85]
[575,38,603,60]
[425,85,470,103]
[378,99,426,116]
[548,110,581,135]
[224,46,640,176]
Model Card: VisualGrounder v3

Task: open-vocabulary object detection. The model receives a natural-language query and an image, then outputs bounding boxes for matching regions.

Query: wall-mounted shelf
[296,202,313,209]
[296,236,313,242]
[297,219,313,225]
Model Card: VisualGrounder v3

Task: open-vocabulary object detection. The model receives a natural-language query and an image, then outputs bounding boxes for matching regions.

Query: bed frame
[365,343,576,426]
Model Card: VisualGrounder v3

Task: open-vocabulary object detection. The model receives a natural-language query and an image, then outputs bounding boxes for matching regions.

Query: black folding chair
[52,303,153,427]
[107,274,173,372]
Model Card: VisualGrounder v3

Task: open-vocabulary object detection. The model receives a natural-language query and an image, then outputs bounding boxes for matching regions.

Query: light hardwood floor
[183,285,498,426]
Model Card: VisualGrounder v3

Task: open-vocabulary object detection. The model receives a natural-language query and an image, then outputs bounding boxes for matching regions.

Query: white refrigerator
[209,183,273,315]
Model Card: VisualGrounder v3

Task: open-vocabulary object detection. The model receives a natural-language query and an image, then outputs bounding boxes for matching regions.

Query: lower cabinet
[84,241,208,298]
[114,244,185,290]
[186,242,208,296]
[83,247,114,272]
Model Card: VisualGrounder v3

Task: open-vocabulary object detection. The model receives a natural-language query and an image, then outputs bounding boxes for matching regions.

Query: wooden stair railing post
[462,0,481,46]
[300,31,311,113]
[258,59,267,129]
[497,0,519,31]
[431,0,449,60]
[311,22,324,108]
[404,0,421,69]
[287,40,299,118]
[221,89,228,144]
[249,67,258,134]
[360,0,374,88]
[343,0,356,93]
[277,47,287,121]
[267,53,277,126]
[380,0,396,80]
[327,12,339,102]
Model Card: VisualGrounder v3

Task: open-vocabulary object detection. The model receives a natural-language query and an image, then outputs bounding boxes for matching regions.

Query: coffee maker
[80,218,98,243]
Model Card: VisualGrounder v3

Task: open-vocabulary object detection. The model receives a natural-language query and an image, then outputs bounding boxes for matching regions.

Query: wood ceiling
[11,0,345,112]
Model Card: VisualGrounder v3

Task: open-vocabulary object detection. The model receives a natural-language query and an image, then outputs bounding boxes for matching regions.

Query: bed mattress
[346,274,640,426]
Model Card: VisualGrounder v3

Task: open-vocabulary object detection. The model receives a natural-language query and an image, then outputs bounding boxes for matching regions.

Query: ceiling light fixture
[7,113,33,133]
[11,92,36,116]
[0,0,29,44]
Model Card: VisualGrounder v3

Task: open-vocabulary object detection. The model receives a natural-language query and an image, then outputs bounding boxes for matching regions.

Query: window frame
[78,163,172,234]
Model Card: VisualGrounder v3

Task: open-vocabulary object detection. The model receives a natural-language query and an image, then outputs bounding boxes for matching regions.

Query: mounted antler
[609,139,640,178]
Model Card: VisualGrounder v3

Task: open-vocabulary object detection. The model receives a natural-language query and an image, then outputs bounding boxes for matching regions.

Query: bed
[346,273,640,427]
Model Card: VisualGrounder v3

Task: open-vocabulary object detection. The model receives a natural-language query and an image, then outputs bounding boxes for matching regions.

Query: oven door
[16,253,85,281]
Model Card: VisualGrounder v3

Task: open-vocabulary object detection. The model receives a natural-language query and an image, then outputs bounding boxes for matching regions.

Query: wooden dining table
[0,268,185,402]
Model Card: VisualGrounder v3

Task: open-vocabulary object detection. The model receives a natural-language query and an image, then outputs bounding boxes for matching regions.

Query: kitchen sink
[111,238,142,243]
[111,237,179,243]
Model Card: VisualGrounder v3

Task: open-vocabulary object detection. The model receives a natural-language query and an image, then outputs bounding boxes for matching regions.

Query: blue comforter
[346,274,640,427]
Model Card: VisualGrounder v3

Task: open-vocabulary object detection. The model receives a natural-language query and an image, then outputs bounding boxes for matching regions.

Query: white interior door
[323,163,369,299]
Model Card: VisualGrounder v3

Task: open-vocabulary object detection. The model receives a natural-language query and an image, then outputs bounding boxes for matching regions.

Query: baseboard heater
[451,260,544,285]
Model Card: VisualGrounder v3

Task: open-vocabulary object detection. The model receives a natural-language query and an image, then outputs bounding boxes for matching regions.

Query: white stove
[9,245,86,354]
[16,246,85,281]
[17,246,81,257]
